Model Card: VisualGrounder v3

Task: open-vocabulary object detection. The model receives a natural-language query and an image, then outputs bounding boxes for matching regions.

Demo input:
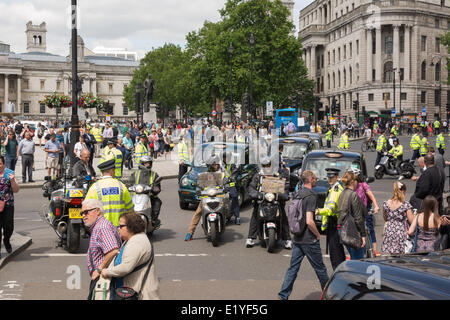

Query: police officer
[185,154,223,241]
[389,138,403,174]
[410,129,422,162]
[245,155,290,248]
[107,140,123,180]
[436,129,446,155]
[434,119,441,136]
[375,130,388,167]
[91,123,103,158]
[135,134,149,166]
[338,129,349,150]
[222,152,240,225]
[128,155,162,228]
[390,124,399,137]
[178,132,190,182]
[325,127,333,148]
[420,134,429,157]
[84,155,134,227]
[316,168,345,270]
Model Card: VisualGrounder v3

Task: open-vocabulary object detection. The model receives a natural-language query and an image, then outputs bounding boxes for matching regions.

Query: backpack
[288,190,313,237]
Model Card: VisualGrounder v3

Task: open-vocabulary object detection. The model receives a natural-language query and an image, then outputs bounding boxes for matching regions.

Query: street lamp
[228,42,234,121]
[249,33,255,119]
[70,0,80,169]
[135,84,141,126]
[392,67,397,119]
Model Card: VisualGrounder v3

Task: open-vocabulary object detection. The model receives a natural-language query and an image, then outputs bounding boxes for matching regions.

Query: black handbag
[114,242,154,300]
[340,190,363,250]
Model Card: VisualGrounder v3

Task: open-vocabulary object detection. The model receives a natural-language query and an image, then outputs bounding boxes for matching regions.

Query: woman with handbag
[0,155,20,258]
[408,196,441,253]
[101,212,160,300]
[337,171,367,260]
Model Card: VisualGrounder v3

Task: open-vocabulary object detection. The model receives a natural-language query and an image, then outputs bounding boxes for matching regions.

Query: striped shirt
[86,216,121,275]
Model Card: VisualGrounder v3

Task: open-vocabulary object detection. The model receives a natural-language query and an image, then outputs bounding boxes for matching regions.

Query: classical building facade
[0,21,139,121]
[299,0,450,121]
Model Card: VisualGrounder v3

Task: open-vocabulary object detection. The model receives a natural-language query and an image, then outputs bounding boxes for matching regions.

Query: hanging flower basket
[78,93,106,111]
[41,93,72,109]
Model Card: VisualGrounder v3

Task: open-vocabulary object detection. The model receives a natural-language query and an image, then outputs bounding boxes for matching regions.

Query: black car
[321,250,450,300]
[296,150,374,230]
[288,132,323,149]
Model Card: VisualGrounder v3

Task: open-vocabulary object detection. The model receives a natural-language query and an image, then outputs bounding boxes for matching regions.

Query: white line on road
[52,280,62,283]
[31,254,86,257]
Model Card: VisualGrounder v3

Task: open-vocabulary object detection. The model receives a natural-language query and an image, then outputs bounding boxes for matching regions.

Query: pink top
[355,182,370,206]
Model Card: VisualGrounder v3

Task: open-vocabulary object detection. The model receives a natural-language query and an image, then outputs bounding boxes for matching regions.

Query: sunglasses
[119,224,127,229]
[81,207,98,216]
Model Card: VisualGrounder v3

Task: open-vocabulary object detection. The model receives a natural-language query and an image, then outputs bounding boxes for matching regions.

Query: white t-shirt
[364,128,372,137]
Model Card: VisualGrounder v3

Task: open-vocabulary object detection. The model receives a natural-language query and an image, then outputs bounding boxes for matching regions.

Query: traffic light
[353,100,359,111]
[325,106,330,116]
[362,106,366,118]
[336,103,341,115]
[331,98,337,114]
[292,96,298,108]
[155,103,161,114]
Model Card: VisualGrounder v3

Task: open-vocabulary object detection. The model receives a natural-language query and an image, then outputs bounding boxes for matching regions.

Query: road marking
[30,253,210,258]
[172,279,182,282]
[31,254,86,257]
[52,280,62,283]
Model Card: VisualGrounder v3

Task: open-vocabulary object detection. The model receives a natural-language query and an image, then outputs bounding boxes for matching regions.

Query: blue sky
[0,0,312,58]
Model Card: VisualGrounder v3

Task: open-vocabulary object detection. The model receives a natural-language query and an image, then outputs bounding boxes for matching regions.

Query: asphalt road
[0,135,447,300]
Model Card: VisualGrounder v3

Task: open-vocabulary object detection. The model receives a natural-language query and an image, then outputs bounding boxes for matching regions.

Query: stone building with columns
[299,0,450,122]
[0,21,139,121]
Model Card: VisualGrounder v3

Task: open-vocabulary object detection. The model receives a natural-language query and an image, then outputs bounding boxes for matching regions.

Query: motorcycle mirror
[154,177,163,184]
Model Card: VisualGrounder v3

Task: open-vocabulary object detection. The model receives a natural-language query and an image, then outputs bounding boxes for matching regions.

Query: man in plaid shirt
[82,199,121,300]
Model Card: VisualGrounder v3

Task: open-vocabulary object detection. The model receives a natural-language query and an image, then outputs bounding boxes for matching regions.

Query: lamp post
[135,84,141,126]
[70,0,80,169]
[392,67,397,120]
[228,42,234,121]
[249,33,255,119]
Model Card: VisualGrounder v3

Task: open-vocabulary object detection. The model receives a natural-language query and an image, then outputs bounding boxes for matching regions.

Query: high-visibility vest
[389,145,403,159]
[326,130,333,141]
[436,133,446,150]
[101,145,111,161]
[391,126,398,136]
[410,134,421,150]
[178,141,190,163]
[85,176,134,227]
[318,182,344,231]
[135,170,155,185]
[339,134,349,149]
[377,135,387,152]
[225,164,236,187]
[420,137,429,155]
[110,147,123,179]
[92,127,103,143]
[135,142,148,165]
[434,121,440,129]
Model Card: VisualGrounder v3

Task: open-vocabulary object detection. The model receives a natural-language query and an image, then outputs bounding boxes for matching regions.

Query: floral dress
[416,225,439,253]
[381,201,412,254]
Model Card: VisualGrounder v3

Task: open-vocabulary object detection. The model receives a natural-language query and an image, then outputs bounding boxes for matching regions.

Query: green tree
[441,32,450,83]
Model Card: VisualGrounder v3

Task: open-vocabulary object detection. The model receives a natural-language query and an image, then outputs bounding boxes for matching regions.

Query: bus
[275,108,298,135]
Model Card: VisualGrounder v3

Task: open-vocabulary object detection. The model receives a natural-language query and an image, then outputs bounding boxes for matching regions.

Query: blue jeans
[278,241,329,300]
[5,156,17,171]
[338,229,366,260]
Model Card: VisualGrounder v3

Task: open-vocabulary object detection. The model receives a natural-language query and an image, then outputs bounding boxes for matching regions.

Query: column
[376,27,382,81]
[311,45,317,81]
[4,74,9,109]
[404,24,411,82]
[367,29,373,82]
[393,24,400,72]
[17,76,21,115]
[306,47,311,78]
[92,78,97,96]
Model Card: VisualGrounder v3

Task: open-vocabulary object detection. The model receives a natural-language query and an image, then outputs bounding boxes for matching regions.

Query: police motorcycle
[127,160,163,238]
[374,151,415,179]
[41,167,93,253]
[196,158,233,247]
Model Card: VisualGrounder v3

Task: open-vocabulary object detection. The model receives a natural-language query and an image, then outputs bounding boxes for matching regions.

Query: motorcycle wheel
[67,223,80,254]
[267,228,276,253]
[374,168,384,180]
[361,143,367,152]
[403,170,413,179]
[210,221,219,247]
[370,141,377,151]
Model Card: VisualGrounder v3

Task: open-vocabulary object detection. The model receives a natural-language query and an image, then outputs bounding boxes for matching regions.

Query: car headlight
[181,177,189,187]
[264,193,275,202]
[135,185,144,194]
[207,188,217,197]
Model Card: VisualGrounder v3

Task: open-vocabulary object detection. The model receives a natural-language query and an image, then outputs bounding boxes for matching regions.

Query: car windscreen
[304,158,361,181]
[282,144,307,159]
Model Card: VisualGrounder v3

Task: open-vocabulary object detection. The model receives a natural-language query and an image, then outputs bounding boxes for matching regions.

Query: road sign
[422,106,426,116]
[330,117,336,125]
[391,109,396,115]
[212,110,217,117]
[266,101,273,116]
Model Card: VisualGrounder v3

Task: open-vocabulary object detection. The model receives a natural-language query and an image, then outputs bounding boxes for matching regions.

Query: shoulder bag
[115,242,155,300]
[340,190,363,250]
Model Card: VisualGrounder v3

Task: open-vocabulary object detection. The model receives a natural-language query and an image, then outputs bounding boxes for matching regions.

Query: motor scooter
[374,153,415,179]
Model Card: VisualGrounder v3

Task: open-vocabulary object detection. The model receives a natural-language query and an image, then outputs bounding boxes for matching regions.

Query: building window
[328,74,330,89]
[109,83,113,94]
[352,3,354,10]
[401,93,407,100]
[349,67,353,84]
[421,36,427,51]
[400,68,404,81]
[384,61,393,82]
[448,20,450,30]
[344,45,347,59]
[40,103,46,114]
[372,31,376,54]
[436,62,441,81]
[333,73,336,88]
[356,40,359,55]
[349,42,352,58]
[435,18,440,29]
[338,70,341,87]
[56,107,61,114]
[338,47,341,61]
[57,81,61,91]
[123,105,128,116]
[421,91,426,104]
[23,102,30,114]
[333,50,335,64]
[436,38,440,53]
[0,103,2,113]
[385,35,393,54]
[23,79,29,90]
[368,94,374,101]
[40,80,45,91]
[344,69,347,86]
[400,32,404,53]
[328,52,330,65]
[372,69,376,82]
[421,61,427,80]
[321,55,324,68]
[435,90,441,106]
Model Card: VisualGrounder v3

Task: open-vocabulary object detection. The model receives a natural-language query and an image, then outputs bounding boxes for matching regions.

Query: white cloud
[1,0,309,57]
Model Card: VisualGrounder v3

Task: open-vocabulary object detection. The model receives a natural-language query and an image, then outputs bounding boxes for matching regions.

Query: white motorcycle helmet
[139,155,153,170]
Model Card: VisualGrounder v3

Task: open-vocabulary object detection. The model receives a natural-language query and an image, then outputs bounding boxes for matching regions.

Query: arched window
[385,35,393,54]
[328,73,330,90]
[421,61,426,80]
[338,70,341,87]
[349,67,353,84]
[384,61,393,82]
[38,36,42,45]
[344,68,347,86]
[33,36,37,45]
[435,62,441,81]
[333,72,336,89]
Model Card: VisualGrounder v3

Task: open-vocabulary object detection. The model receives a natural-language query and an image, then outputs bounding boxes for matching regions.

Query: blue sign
[392,109,396,115]
[422,106,426,113]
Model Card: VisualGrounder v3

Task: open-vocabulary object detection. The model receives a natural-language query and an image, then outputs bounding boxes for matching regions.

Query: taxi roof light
[325,152,344,158]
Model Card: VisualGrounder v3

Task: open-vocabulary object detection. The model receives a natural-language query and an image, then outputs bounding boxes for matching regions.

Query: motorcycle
[374,153,416,179]
[41,174,93,253]
[197,172,232,247]
[256,176,285,253]
[128,176,163,237]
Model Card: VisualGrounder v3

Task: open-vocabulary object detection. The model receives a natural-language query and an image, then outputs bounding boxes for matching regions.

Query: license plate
[209,213,217,219]
[375,165,381,170]
[266,222,276,228]
[69,208,82,219]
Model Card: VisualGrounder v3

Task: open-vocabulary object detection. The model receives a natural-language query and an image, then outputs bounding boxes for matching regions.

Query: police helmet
[393,138,399,144]
[139,155,153,170]
[205,154,221,171]
[98,155,115,171]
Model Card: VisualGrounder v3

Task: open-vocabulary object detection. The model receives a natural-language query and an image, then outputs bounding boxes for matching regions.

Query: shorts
[47,157,59,170]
